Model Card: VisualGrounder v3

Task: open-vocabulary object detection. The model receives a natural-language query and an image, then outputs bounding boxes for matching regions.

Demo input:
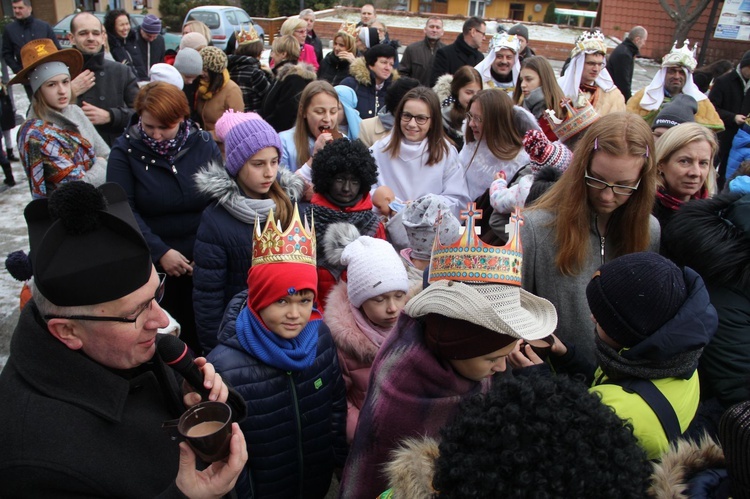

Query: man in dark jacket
[608,26,647,100]
[0,182,248,498]
[400,17,445,86]
[430,16,486,86]
[709,50,750,183]
[301,9,323,66]
[135,14,166,73]
[68,12,139,146]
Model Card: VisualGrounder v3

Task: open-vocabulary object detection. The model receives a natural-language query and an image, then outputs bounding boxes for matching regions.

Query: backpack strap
[607,378,682,443]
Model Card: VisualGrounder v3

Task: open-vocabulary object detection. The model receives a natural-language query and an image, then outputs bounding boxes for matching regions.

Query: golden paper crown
[490,32,520,53]
[252,204,316,267]
[339,22,358,38]
[236,25,260,45]
[544,97,600,143]
[428,203,523,285]
[570,30,607,59]
[662,40,698,72]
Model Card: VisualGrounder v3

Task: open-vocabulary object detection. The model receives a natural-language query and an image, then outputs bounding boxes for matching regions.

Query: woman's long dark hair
[104,9,130,39]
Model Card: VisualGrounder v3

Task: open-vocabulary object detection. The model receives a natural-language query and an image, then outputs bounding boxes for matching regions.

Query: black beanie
[586,252,687,348]
[364,42,396,66]
[719,400,750,499]
[652,94,698,130]
[741,50,750,69]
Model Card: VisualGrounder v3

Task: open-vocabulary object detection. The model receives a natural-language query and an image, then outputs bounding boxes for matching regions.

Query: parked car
[183,6,264,51]
[54,12,180,51]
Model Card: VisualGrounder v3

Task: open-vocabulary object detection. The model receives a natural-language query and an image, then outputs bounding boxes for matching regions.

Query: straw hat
[9,39,83,88]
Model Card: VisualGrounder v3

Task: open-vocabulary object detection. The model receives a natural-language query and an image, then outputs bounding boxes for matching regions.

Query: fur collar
[433,74,453,103]
[348,57,400,87]
[275,60,317,82]
[382,437,440,499]
[648,436,725,498]
[193,161,304,204]
[324,281,381,364]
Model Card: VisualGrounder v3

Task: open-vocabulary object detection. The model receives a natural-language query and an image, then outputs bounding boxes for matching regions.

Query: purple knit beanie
[141,14,162,35]
[224,114,282,177]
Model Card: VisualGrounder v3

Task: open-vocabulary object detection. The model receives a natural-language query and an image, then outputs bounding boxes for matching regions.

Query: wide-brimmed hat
[9,39,83,89]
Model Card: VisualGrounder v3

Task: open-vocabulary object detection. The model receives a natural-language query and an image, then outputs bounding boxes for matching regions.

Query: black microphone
[157,335,211,400]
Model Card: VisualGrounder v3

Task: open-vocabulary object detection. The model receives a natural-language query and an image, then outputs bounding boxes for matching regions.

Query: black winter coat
[136,29,166,70]
[260,61,317,133]
[608,38,639,100]
[76,50,139,146]
[429,33,484,86]
[709,70,750,171]
[207,293,348,498]
[318,51,352,87]
[1,16,58,73]
[306,30,324,66]
[108,29,148,81]
[340,57,398,120]
[228,54,272,112]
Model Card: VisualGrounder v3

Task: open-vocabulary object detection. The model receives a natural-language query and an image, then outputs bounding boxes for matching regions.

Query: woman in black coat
[319,30,357,87]
[104,9,147,81]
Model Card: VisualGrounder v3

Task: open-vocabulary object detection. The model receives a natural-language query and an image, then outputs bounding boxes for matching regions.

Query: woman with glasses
[369,86,469,215]
[521,112,660,363]
[107,82,222,355]
[278,17,319,71]
[653,122,717,230]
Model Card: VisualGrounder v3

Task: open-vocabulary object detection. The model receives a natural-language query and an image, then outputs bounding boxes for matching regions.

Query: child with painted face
[323,226,411,441]
[206,206,347,499]
[193,111,303,353]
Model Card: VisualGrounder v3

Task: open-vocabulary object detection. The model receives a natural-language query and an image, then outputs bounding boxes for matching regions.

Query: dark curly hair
[104,9,130,38]
[433,374,652,498]
[311,139,378,196]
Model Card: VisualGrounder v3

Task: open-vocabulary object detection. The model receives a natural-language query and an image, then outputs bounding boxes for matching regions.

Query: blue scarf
[235,306,319,371]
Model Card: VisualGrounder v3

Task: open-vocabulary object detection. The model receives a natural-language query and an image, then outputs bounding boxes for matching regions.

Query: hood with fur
[382,437,440,499]
[648,436,725,498]
[349,57,400,87]
[325,280,381,364]
[194,161,304,204]
[433,73,454,105]
[275,60,317,82]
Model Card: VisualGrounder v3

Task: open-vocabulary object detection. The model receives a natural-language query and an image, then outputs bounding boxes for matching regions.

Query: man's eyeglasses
[585,61,606,69]
[401,112,430,125]
[585,175,641,196]
[44,273,167,327]
[474,28,486,36]
[465,112,483,124]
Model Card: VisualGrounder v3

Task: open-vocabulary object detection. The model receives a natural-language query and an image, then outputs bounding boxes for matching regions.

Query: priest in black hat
[0,181,248,497]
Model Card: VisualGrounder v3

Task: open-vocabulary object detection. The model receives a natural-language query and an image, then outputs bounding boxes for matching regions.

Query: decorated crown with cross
[570,30,607,59]
[428,203,523,285]
[661,39,698,72]
[252,204,316,267]
[236,25,261,45]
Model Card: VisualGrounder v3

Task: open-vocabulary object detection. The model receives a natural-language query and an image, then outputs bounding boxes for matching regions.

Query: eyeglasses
[585,175,641,196]
[465,112,483,124]
[401,112,430,125]
[585,61,606,69]
[294,29,307,34]
[475,28,486,36]
[44,273,167,327]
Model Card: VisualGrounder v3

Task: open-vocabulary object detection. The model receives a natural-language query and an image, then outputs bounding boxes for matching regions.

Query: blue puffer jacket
[339,57,398,120]
[726,123,750,181]
[192,163,305,352]
[207,292,348,499]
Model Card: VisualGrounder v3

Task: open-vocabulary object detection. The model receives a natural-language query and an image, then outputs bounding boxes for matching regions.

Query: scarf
[656,185,708,212]
[235,305,320,371]
[378,109,395,131]
[737,65,750,93]
[307,195,381,265]
[197,69,231,100]
[594,334,701,381]
[351,304,392,349]
[221,194,276,225]
[139,118,191,165]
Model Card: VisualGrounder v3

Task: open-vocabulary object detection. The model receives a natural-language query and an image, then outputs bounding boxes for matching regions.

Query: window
[188,12,220,29]
[509,3,524,20]
[236,10,252,24]
[469,0,486,17]
[225,11,238,26]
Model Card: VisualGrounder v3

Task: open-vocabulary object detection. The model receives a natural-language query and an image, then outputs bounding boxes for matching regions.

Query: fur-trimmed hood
[193,161,304,204]
[274,60,317,82]
[648,436,725,498]
[382,437,440,499]
[325,280,381,364]
[348,57,400,87]
[433,73,453,104]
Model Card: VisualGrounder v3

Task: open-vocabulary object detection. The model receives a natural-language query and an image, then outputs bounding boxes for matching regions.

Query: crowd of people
[0,4,749,498]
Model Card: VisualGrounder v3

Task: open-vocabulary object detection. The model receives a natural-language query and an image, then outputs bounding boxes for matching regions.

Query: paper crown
[236,25,261,45]
[570,30,607,59]
[490,32,520,53]
[339,21,359,38]
[252,204,316,267]
[428,203,523,285]
[544,97,600,143]
[662,39,698,72]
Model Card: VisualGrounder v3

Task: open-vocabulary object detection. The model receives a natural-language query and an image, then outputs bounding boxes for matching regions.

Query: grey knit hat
[402,194,461,261]
[174,48,203,77]
[652,94,697,130]
[508,24,529,41]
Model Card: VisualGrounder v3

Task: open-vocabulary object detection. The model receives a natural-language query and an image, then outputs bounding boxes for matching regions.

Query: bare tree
[659,0,712,45]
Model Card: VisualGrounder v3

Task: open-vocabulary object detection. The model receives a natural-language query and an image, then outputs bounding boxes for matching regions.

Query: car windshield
[188,12,220,29]
[236,10,251,24]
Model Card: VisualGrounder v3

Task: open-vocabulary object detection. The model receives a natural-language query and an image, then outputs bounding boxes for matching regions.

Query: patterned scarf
[235,305,321,371]
[594,334,701,381]
[138,118,191,165]
[579,82,600,108]
[197,69,231,100]
[656,186,708,212]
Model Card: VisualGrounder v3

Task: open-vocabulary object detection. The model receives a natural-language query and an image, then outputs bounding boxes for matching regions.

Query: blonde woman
[279,17,319,71]
[319,30,357,86]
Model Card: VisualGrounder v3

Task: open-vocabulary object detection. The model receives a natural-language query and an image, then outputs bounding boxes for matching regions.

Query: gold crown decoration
[339,21,359,39]
[661,39,698,72]
[236,25,260,45]
[428,203,523,285]
[570,30,607,59]
[252,204,316,267]
[490,32,520,53]
[544,97,600,143]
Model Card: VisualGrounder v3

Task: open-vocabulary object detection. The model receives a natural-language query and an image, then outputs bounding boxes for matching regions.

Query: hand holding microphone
[157,335,228,405]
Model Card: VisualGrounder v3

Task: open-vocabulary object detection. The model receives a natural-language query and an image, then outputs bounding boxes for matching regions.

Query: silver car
[183,6,265,51]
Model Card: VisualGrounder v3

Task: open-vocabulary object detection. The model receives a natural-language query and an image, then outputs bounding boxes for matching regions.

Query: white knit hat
[341,236,409,307]
[149,63,184,90]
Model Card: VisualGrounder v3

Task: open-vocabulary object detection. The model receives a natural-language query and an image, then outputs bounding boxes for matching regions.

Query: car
[54,12,181,51]
[183,6,265,51]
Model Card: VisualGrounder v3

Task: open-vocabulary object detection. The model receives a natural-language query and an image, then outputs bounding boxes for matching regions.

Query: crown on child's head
[252,204,316,267]
[490,32,520,53]
[570,30,607,59]
[544,97,600,143]
[661,39,698,72]
[236,25,260,45]
[340,21,359,38]
[428,203,523,285]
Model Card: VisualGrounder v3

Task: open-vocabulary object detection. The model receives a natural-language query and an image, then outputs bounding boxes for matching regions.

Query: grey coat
[521,208,660,363]
[399,37,446,86]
